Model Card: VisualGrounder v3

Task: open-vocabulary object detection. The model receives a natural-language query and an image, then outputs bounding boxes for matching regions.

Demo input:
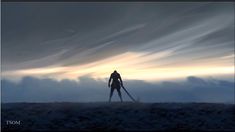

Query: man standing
[108,70,123,102]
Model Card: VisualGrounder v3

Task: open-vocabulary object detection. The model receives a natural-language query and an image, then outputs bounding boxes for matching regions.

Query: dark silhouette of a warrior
[108,70,123,102]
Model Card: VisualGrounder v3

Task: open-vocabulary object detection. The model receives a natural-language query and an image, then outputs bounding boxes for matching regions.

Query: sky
[2,2,234,82]
[1,3,234,103]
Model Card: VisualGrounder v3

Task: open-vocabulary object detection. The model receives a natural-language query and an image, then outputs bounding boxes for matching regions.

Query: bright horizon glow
[2,51,234,82]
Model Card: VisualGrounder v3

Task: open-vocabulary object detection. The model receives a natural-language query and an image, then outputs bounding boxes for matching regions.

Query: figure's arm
[108,74,112,87]
[119,74,123,87]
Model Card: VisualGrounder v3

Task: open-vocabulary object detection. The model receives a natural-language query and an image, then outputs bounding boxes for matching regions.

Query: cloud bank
[1,76,234,103]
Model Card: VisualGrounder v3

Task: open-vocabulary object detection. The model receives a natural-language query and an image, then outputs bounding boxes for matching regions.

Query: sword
[121,85,137,102]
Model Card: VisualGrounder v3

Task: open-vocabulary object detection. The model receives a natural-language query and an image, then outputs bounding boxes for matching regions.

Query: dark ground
[1,102,235,131]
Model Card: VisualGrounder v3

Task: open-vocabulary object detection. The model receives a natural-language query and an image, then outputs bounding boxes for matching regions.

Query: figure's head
[114,70,117,73]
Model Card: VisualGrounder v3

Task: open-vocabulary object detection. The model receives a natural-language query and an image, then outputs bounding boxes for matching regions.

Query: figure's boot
[109,92,113,103]
[120,97,123,102]
[119,93,123,102]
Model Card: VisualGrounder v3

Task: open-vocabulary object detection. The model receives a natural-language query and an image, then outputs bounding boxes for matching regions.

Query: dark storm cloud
[2,3,234,71]
[1,76,234,103]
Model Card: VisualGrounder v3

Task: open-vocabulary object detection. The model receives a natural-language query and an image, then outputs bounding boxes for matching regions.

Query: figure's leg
[109,87,114,102]
[117,88,123,102]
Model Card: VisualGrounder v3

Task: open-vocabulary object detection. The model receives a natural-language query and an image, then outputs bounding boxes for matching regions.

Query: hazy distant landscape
[2,102,235,131]
[2,76,234,103]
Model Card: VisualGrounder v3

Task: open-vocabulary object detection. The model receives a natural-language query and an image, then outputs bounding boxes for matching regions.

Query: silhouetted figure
[108,70,123,102]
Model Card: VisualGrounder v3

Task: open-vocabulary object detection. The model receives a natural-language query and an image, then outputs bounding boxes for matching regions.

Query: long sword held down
[121,85,137,102]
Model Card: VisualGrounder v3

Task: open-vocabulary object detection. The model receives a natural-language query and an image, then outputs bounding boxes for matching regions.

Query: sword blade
[122,86,136,102]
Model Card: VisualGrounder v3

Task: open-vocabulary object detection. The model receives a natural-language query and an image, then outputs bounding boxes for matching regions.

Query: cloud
[2,3,234,74]
[1,76,234,103]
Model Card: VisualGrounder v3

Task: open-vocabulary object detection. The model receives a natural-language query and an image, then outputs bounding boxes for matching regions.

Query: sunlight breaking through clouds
[2,51,234,82]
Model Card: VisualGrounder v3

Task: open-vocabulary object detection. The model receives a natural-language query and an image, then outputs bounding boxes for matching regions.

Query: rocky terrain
[1,102,235,131]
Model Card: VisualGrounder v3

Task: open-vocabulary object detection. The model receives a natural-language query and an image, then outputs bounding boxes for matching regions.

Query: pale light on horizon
[2,51,234,82]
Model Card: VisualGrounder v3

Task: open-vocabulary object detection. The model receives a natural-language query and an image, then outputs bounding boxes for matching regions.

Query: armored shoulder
[117,73,121,77]
[111,73,114,77]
